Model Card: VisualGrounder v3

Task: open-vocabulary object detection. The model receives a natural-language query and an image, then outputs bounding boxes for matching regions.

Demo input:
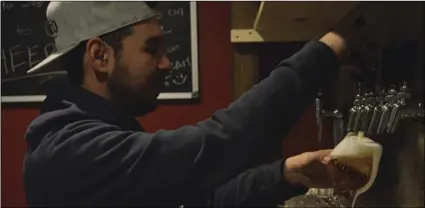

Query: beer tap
[398,81,410,105]
[353,90,366,132]
[320,109,344,146]
[360,92,375,133]
[376,88,394,134]
[387,82,410,133]
[332,110,344,146]
[347,83,365,132]
[316,90,324,143]
[315,89,345,145]
[385,88,400,133]
[368,88,385,134]
[347,92,361,132]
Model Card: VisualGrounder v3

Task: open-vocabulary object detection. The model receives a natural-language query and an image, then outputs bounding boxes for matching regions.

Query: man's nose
[158,55,171,71]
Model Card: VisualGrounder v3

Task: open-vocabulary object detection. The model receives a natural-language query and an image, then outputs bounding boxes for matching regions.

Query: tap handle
[315,95,323,143]
[370,92,378,106]
[388,87,398,96]
[400,81,408,92]
[333,110,344,146]
[357,82,365,95]
[374,87,385,104]
[353,93,361,106]
[365,92,374,105]
[385,88,396,103]
[398,81,410,105]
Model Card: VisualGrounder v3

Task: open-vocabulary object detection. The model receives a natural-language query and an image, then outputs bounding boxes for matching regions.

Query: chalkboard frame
[157,1,199,100]
[1,2,199,103]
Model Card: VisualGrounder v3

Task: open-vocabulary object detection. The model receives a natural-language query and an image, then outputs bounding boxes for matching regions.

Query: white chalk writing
[172,72,187,85]
[168,8,184,17]
[166,45,180,54]
[44,42,57,57]
[8,45,27,73]
[164,71,188,87]
[1,49,9,75]
[164,56,192,87]
[1,2,14,11]
[1,42,57,75]
[16,25,33,36]
[160,26,172,35]
[28,45,42,68]
[164,74,172,87]
[170,56,191,70]
[21,1,44,8]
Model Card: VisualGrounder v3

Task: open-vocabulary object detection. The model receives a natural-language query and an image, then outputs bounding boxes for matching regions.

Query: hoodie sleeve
[205,159,308,207]
[47,40,339,206]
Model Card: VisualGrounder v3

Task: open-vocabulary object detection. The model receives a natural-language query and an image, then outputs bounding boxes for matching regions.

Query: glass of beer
[327,132,383,207]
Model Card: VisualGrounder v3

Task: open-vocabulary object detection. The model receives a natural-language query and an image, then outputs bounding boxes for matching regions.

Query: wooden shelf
[231,2,424,43]
[231,1,357,43]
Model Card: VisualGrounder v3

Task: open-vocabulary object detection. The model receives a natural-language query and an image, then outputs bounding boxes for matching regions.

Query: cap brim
[27,43,79,74]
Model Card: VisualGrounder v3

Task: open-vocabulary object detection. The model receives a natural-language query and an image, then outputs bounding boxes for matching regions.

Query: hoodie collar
[42,84,144,132]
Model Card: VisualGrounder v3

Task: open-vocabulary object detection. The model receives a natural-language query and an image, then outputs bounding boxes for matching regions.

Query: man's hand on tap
[283,149,367,191]
[320,3,381,74]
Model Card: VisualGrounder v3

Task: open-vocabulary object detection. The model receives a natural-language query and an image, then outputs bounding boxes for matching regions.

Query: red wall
[1,2,233,206]
[1,2,331,207]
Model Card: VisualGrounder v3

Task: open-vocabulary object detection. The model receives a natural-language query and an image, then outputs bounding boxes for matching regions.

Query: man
[23,1,374,207]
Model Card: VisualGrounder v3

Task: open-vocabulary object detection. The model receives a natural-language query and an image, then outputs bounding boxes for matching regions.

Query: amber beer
[327,155,373,191]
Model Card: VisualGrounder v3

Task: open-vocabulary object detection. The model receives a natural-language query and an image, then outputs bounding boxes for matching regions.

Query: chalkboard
[1,1,199,103]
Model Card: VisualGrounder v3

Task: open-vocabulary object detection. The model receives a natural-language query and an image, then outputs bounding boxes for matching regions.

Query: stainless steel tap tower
[345,81,423,136]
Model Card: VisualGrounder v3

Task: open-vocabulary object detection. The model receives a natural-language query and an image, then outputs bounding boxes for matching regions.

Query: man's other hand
[283,149,334,188]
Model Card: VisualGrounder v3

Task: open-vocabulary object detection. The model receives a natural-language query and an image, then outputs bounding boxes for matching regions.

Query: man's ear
[86,37,112,74]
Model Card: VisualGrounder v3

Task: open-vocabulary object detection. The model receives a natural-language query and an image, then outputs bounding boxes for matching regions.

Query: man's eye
[144,45,165,58]
[145,47,159,55]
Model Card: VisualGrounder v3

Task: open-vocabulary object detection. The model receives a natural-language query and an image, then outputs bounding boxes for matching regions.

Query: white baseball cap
[27,1,158,74]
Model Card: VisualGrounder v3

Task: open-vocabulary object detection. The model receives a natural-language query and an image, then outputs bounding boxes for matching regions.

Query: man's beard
[107,63,161,116]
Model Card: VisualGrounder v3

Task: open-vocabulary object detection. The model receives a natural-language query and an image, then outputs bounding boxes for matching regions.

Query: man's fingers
[322,155,332,164]
[314,149,333,164]
[303,149,333,164]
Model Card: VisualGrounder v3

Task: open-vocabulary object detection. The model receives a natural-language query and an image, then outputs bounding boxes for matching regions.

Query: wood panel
[231,2,260,99]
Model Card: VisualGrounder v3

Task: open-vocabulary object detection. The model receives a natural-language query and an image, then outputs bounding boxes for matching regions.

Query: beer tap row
[347,81,424,135]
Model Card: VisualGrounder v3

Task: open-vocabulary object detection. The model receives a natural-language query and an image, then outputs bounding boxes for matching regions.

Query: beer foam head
[331,134,376,158]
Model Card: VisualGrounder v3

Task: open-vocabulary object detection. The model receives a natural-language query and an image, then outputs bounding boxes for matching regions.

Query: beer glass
[328,132,383,207]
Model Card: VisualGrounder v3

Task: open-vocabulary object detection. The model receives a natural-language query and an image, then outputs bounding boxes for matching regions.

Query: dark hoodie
[23,41,339,207]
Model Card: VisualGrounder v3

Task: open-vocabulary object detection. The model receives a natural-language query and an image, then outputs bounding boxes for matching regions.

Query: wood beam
[231,2,260,100]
